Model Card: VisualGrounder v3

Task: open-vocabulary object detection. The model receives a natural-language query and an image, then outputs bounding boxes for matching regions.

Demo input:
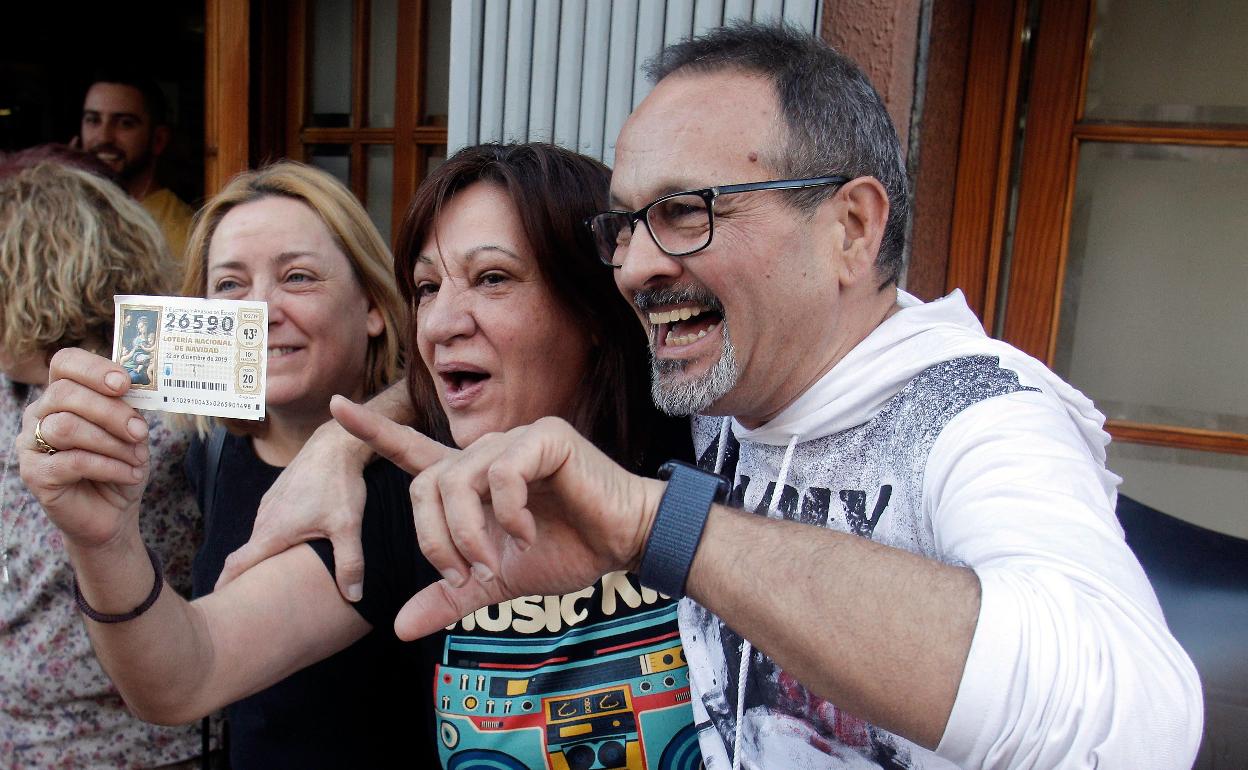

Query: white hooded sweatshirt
[681,290,1202,769]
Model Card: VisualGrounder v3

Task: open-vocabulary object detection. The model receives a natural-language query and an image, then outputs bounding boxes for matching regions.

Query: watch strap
[638,461,728,598]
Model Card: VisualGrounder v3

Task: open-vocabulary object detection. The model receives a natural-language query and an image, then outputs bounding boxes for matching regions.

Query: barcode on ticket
[162,378,228,391]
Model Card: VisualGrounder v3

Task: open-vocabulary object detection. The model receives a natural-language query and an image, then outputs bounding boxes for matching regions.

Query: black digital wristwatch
[637,460,731,598]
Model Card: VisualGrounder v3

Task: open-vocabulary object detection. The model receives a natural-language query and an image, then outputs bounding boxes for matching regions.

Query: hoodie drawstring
[713,417,731,476]
[729,431,799,770]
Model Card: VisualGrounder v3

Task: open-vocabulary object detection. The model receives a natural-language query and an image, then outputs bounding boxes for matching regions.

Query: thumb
[216,533,292,590]
[394,579,498,641]
[328,531,367,602]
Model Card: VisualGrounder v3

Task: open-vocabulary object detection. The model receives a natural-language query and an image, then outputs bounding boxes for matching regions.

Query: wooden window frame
[285,0,448,242]
[948,0,1248,456]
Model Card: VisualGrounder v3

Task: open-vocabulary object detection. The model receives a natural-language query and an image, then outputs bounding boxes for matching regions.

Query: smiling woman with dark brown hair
[395,143,663,471]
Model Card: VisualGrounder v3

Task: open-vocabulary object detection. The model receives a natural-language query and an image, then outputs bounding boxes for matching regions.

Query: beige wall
[821,0,922,154]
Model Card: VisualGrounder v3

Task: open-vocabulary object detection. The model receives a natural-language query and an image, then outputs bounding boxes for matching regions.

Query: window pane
[366,144,394,242]
[423,0,452,125]
[368,0,397,127]
[308,144,351,188]
[1109,441,1248,539]
[425,145,448,179]
[1085,0,1248,123]
[1053,143,1248,434]
[310,0,354,127]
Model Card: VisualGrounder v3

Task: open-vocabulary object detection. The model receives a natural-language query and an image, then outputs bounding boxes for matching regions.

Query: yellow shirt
[141,188,195,260]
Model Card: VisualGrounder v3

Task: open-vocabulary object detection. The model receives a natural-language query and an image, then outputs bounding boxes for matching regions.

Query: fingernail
[346,583,363,602]
[131,465,145,481]
[515,537,533,553]
[443,568,466,587]
[471,562,494,583]
[134,444,149,464]
[127,417,148,440]
[105,372,126,392]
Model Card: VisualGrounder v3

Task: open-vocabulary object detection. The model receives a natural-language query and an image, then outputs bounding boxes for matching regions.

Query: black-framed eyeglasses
[584,175,851,267]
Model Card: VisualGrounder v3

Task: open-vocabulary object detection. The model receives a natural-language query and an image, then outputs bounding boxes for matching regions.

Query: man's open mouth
[649,303,724,347]
[89,146,124,165]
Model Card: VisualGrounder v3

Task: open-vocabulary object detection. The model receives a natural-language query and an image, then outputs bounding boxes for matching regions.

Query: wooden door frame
[205,0,251,197]
[944,0,1029,326]
[997,0,1091,362]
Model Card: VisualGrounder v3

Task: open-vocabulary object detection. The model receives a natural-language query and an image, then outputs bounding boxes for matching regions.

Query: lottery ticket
[112,295,267,420]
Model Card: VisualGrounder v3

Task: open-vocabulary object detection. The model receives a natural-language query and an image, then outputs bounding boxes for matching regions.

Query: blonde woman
[0,159,205,767]
[174,162,420,769]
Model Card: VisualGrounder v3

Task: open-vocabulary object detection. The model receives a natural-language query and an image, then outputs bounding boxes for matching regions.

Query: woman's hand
[18,348,152,550]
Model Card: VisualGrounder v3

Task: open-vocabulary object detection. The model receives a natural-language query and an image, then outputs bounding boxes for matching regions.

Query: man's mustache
[632,285,724,315]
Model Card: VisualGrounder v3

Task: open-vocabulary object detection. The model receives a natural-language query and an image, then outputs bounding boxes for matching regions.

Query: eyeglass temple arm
[712,175,851,196]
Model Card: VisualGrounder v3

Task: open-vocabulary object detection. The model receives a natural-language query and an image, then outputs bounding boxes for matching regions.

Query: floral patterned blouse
[1,375,204,768]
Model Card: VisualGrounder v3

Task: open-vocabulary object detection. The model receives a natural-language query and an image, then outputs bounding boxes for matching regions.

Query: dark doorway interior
[1,1,206,205]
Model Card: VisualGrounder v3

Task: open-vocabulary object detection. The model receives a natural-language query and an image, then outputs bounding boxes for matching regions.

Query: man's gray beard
[649,324,740,416]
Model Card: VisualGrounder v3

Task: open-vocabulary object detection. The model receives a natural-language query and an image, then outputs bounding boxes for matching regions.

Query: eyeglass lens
[592,193,712,265]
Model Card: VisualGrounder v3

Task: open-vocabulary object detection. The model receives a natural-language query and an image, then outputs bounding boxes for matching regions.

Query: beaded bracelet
[72,545,164,623]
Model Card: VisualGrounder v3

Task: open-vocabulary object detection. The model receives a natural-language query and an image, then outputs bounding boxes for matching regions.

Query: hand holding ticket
[112,295,268,420]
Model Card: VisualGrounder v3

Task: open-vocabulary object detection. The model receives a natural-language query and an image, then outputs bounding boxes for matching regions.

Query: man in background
[77,70,193,257]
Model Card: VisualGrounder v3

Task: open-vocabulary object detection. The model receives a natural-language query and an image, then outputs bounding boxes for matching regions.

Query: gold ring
[34,417,59,455]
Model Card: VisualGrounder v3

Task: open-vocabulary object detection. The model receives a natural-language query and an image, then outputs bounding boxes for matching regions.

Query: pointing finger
[330,395,453,474]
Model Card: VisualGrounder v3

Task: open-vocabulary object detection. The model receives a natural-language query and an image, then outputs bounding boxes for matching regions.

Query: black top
[188,432,440,769]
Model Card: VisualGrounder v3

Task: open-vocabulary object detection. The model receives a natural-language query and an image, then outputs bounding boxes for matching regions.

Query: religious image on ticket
[117,305,162,391]
[112,295,268,420]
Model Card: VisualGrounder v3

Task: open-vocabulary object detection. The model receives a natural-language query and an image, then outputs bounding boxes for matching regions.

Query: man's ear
[151,125,171,158]
[834,176,890,286]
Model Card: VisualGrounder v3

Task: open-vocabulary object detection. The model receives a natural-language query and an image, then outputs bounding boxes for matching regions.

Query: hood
[730,289,1113,472]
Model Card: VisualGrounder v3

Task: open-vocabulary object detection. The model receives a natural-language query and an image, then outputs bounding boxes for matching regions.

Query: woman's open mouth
[439,368,491,408]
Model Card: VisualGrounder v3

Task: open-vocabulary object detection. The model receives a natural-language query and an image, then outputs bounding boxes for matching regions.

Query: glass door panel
[366,144,394,242]
[308,144,351,187]
[423,0,452,125]
[367,0,397,127]
[1108,442,1248,539]
[309,0,354,127]
[1054,142,1248,434]
[1085,0,1248,123]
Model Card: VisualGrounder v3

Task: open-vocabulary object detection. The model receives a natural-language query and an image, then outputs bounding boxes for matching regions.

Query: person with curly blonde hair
[0,160,174,368]
[0,159,207,767]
